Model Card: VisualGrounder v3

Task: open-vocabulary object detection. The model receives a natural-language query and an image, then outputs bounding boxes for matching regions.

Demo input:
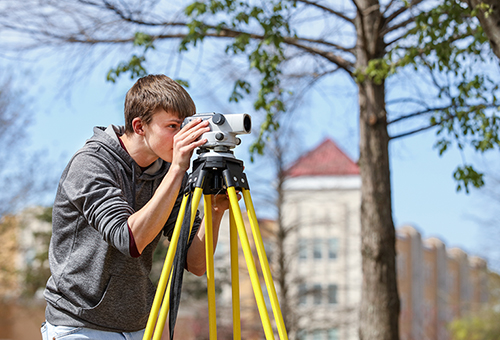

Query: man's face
[142,108,183,163]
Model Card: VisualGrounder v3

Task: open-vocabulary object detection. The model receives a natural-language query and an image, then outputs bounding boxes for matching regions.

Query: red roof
[286,138,359,177]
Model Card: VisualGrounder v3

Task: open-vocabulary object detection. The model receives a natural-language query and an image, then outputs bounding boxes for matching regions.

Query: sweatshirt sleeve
[60,150,135,256]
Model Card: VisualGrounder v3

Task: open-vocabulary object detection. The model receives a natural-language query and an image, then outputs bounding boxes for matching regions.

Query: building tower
[282,138,362,340]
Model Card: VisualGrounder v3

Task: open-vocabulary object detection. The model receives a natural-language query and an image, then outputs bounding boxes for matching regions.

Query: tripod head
[186,151,249,196]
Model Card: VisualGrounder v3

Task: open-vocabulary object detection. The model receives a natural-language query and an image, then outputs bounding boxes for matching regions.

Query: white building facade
[282,139,362,340]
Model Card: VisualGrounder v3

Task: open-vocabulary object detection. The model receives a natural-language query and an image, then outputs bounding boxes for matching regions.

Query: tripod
[142,149,289,340]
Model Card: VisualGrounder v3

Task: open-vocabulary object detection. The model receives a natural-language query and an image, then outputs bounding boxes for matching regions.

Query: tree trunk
[355,1,400,340]
[466,0,500,60]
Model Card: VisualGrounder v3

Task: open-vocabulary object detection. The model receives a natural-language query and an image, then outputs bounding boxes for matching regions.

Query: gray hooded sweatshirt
[44,125,200,332]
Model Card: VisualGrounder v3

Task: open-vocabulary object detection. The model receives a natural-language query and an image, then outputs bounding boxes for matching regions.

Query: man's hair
[124,74,196,134]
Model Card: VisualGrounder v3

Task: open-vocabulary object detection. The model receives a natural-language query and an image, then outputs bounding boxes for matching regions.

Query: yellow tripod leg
[243,189,289,340]
[152,276,173,340]
[143,193,190,340]
[152,187,204,340]
[204,195,217,340]
[226,187,275,340]
[144,187,204,340]
[229,208,241,340]
[189,187,204,237]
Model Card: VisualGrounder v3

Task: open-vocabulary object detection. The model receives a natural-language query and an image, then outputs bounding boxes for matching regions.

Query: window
[299,284,307,305]
[264,240,274,263]
[328,238,339,259]
[327,329,339,340]
[328,284,338,304]
[262,285,272,309]
[312,329,322,340]
[313,238,322,259]
[313,284,322,305]
[299,239,307,260]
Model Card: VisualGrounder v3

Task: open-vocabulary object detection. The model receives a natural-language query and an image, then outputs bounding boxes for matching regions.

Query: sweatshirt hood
[85,125,170,181]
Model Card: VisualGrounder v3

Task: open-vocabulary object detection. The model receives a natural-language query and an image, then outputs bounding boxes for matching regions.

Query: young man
[41,75,229,339]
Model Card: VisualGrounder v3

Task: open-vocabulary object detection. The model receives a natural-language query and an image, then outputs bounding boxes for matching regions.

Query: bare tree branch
[384,0,424,25]
[384,31,408,48]
[291,36,356,55]
[381,0,398,17]
[386,97,428,107]
[295,0,355,24]
[389,122,437,140]
[388,107,444,125]
[390,101,500,139]
[382,16,415,35]
[282,37,355,73]
[191,27,356,72]
[352,0,370,59]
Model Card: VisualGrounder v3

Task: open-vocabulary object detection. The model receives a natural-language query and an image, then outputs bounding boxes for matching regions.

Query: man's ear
[132,117,145,136]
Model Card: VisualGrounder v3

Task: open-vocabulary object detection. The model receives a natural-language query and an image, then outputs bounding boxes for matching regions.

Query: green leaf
[133,32,155,51]
[174,79,190,88]
[453,165,484,193]
[106,55,147,83]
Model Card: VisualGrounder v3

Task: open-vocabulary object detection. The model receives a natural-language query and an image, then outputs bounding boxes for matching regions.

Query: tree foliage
[450,271,500,340]
[384,0,500,192]
[1,1,497,189]
[450,310,500,340]
[98,0,500,191]
[1,1,500,339]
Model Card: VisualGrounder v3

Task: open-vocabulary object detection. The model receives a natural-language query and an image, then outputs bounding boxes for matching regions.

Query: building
[283,138,362,340]
[214,138,489,340]
[0,207,51,340]
[212,139,361,340]
[397,228,488,340]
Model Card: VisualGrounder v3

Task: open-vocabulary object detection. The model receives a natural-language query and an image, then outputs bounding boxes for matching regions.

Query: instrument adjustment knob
[212,113,225,125]
[215,132,225,141]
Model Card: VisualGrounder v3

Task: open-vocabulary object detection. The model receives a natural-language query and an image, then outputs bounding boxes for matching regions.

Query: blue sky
[5,45,498,268]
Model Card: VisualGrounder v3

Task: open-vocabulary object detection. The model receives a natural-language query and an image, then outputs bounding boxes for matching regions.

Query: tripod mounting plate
[186,154,249,195]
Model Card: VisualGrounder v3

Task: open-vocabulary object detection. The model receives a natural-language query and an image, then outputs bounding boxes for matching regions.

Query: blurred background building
[215,138,490,340]
[0,207,51,340]
[0,138,491,340]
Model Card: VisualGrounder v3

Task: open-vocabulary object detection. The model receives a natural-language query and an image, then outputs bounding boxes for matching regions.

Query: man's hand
[212,191,242,214]
[186,190,242,276]
[172,118,210,171]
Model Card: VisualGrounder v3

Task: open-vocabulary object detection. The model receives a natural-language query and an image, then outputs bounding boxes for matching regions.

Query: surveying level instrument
[142,113,289,340]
